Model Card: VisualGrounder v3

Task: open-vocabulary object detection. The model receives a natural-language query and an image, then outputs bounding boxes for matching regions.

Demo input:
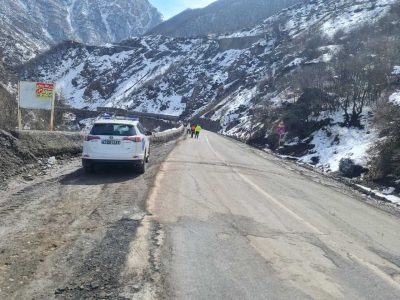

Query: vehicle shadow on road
[60,165,141,186]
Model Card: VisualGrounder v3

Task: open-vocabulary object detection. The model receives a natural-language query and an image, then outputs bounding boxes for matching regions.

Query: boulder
[339,158,366,178]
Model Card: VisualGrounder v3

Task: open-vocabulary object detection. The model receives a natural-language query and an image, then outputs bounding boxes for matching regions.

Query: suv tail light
[123,136,142,142]
[86,135,100,141]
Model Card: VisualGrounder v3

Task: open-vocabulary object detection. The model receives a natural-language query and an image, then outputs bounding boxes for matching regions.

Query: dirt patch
[12,130,85,158]
[0,130,40,186]
[0,137,182,299]
[54,218,141,299]
[0,130,84,189]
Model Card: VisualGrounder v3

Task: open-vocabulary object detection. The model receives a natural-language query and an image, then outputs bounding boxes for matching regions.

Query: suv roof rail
[115,115,140,121]
[97,113,113,120]
[96,113,139,121]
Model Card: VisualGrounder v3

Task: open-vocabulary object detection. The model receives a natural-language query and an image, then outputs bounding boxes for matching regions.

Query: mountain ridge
[0,0,162,68]
[23,0,398,119]
[147,0,300,37]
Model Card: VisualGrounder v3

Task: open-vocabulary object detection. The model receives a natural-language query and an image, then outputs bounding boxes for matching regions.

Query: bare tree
[295,64,332,91]
[330,55,387,127]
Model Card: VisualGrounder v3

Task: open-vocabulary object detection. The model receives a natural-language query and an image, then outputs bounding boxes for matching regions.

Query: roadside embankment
[0,130,84,187]
[12,130,85,157]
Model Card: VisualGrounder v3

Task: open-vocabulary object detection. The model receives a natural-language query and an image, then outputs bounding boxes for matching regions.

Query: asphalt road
[149,131,400,299]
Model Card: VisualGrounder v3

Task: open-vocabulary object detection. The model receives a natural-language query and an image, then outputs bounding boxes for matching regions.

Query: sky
[149,0,216,19]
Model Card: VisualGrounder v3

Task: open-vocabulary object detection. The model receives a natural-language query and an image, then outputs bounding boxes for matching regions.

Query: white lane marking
[238,173,324,235]
[207,134,400,289]
[205,133,323,235]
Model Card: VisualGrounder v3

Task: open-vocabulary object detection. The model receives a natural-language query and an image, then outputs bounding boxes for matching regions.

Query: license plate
[102,140,121,145]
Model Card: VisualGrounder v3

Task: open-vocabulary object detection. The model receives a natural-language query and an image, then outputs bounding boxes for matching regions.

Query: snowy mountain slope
[0,0,50,70]
[65,0,162,44]
[0,0,162,68]
[23,38,201,115]
[147,0,300,37]
[23,0,397,120]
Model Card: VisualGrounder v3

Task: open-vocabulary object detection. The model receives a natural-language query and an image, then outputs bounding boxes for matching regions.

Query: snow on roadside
[300,111,376,172]
[389,91,400,106]
[357,184,400,205]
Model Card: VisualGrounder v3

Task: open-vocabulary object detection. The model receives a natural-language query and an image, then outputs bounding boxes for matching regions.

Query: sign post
[18,81,56,131]
[50,92,56,131]
[17,82,22,130]
[276,121,286,147]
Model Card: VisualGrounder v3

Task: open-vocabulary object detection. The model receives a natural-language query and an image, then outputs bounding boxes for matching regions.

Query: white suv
[82,115,151,173]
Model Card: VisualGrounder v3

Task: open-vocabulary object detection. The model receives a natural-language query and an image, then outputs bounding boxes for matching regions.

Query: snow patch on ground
[300,111,376,172]
[286,58,304,68]
[212,50,243,67]
[392,66,400,75]
[134,94,185,116]
[357,185,400,205]
[268,90,297,107]
[389,91,400,106]
[212,87,257,125]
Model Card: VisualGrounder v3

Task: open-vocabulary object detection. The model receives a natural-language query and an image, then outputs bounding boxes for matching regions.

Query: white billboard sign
[18,81,56,130]
[19,81,55,110]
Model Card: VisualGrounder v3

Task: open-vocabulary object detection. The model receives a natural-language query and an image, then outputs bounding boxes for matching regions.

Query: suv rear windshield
[90,124,137,136]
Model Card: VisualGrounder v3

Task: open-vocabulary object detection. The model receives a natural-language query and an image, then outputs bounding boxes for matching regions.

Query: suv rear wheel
[145,148,150,163]
[137,150,147,174]
[137,158,146,174]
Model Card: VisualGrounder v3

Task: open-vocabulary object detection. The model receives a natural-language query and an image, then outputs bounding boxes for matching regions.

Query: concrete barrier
[150,126,185,144]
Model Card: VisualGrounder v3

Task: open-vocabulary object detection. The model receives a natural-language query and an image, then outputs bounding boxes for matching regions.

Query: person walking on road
[191,124,196,138]
[186,123,191,135]
[195,125,202,139]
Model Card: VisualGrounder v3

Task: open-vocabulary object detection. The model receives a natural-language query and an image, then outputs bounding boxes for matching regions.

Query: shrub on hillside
[329,53,388,128]
[369,100,400,180]
[281,88,334,138]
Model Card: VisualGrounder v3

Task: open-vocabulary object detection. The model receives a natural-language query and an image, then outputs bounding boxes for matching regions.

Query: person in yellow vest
[191,124,196,138]
[195,124,202,139]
